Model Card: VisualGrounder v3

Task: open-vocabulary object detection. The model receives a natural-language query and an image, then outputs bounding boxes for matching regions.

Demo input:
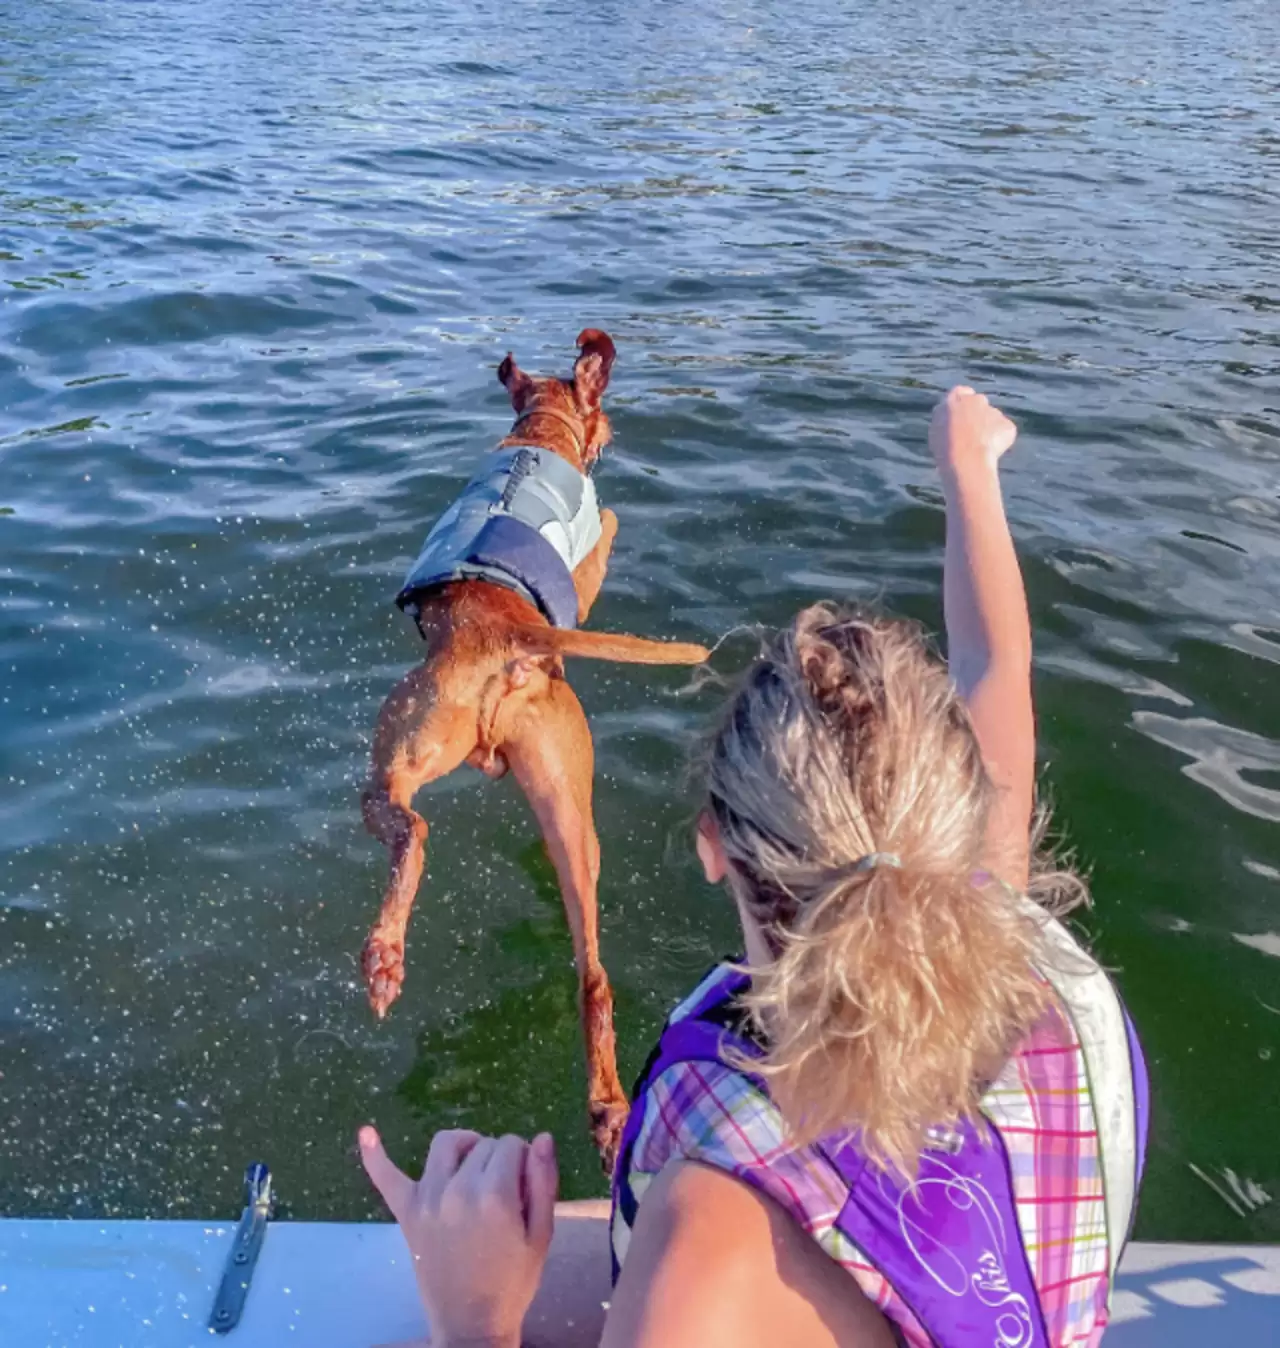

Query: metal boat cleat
[208,1162,273,1334]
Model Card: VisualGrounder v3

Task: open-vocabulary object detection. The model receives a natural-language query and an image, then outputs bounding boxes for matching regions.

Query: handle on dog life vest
[208,1162,273,1334]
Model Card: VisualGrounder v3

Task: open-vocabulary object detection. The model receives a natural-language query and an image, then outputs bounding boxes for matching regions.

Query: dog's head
[497,328,616,469]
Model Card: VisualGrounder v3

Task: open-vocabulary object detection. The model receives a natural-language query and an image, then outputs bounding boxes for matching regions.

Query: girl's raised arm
[931,387,1035,890]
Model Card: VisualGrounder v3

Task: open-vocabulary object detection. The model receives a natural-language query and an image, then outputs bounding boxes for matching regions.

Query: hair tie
[847,851,902,875]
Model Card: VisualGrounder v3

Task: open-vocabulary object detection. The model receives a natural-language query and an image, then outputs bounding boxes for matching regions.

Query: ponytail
[703,604,1078,1175]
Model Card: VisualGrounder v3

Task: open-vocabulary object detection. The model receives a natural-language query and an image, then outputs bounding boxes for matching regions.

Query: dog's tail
[512,625,709,666]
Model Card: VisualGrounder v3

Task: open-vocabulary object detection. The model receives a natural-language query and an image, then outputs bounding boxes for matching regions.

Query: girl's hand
[359,1126,559,1348]
[929,385,1018,475]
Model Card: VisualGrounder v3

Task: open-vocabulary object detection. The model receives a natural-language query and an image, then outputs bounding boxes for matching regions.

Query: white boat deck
[1,1220,1277,1346]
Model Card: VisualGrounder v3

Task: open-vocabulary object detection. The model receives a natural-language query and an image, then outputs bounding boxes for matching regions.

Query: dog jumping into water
[361,330,708,1169]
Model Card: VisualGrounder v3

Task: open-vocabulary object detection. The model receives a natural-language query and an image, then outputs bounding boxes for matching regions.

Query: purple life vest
[613,959,1148,1348]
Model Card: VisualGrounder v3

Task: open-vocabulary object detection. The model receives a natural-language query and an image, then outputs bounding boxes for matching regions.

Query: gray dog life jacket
[396,446,602,630]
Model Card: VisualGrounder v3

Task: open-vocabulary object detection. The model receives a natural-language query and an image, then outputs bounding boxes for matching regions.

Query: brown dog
[361,329,708,1169]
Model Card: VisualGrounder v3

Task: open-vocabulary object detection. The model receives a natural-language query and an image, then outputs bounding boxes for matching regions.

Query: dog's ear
[572,328,616,414]
[498,352,535,411]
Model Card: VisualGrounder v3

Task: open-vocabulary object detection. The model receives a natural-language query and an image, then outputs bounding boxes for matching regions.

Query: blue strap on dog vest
[397,446,602,629]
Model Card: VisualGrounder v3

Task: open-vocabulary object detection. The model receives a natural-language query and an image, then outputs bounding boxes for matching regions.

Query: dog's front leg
[571,507,618,626]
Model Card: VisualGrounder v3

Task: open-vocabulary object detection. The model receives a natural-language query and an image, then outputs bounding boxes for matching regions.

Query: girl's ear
[696,812,728,884]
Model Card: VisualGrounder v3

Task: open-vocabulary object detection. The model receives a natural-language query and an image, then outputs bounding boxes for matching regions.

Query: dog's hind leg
[361,664,475,1017]
[502,678,629,1173]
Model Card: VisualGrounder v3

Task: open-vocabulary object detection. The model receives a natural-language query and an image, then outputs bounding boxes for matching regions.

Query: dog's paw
[362,931,406,1019]
[590,1094,631,1178]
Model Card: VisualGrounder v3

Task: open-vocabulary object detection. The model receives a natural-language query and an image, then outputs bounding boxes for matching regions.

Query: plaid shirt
[615,964,1111,1348]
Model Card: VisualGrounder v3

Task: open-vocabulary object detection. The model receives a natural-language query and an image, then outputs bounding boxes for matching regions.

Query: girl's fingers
[448,1134,499,1199]
[485,1134,529,1210]
[358,1126,416,1226]
[420,1129,484,1208]
[525,1132,559,1252]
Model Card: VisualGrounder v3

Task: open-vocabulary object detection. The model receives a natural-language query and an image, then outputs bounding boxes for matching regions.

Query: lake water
[2,0,1278,1240]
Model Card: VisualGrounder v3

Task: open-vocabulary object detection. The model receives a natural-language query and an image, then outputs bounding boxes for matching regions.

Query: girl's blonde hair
[702,603,1085,1176]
